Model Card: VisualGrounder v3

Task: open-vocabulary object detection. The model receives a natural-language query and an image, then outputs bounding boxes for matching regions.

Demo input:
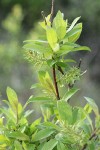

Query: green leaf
[56,44,74,56]
[42,139,58,150]
[47,59,57,67]
[6,131,29,141]
[23,41,52,54]
[73,46,91,52]
[41,122,61,131]
[88,141,95,150]
[84,97,99,116]
[57,101,72,124]
[67,16,81,32]
[30,118,41,134]
[0,108,16,123]
[30,83,41,89]
[23,109,34,118]
[6,87,18,114]
[53,10,67,40]
[65,23,82,43]
[14,140,23,150]
[46,27,59,51]
[62,88,79,102]
[81,123,92,136]
[0,135,10,145]
[38,71,56,96]
[72,107,79,124]
[56,62,67,68]
[22,142,35,150]
[27,96,52,104]
[32,128,55,141]
[57,142,67,150]
[39,14,51,29]
[57,45,90,56]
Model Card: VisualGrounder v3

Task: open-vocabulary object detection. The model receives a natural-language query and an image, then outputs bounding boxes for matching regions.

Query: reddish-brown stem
[53,65,60,100]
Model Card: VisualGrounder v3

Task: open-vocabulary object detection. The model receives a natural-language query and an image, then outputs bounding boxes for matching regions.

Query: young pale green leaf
[42,139,58,150]
[57,101,72,124]
[32,128,55,141]
[39,14,51,29]
[46,27,59,51]
[65,23,82,43]
[53,10,67,40]
[62,88,79,102]
[30,118,41,134]
[57,142,67,150]
[67,16,81,32]
[6,131,29,141]
[84,97,99,116]
[27,96,53,104]
[14,140,23,150]
[6,87,18,114]
[73,46,91,52]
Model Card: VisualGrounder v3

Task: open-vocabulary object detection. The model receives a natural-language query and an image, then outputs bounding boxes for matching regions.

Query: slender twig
[57,65,64,75]
[50,0,55,25]
[53,65,60,100]
[78,58,82,69]
[41,11,47,25]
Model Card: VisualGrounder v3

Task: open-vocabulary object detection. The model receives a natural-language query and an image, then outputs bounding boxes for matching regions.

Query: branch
[53,65,60,100]
[50,0,55,25]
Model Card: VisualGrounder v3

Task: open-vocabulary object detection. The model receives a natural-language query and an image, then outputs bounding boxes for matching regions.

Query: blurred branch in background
[0,0,100,108]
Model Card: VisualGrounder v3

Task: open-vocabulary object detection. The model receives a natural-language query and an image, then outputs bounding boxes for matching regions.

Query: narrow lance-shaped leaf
[6,87,18,115]
[32,128,55,141]
[62,88,79,102]
[57,142,67,150]
[67,16,81,32]
[84,97,99,116]
[6,131,29,141]
[42,139,58,150]
[14,140,23,150]
[27,96,53,104]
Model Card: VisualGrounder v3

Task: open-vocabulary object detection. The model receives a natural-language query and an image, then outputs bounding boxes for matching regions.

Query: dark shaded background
[0,0,100,109]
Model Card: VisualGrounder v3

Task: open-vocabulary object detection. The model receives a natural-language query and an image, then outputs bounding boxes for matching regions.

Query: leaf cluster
[0,10,100,150]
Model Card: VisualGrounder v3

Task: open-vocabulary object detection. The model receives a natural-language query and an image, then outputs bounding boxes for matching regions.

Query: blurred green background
[0,0,100,108]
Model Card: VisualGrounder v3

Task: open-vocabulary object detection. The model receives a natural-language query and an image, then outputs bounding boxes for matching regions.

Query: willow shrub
[0,10,100,150]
